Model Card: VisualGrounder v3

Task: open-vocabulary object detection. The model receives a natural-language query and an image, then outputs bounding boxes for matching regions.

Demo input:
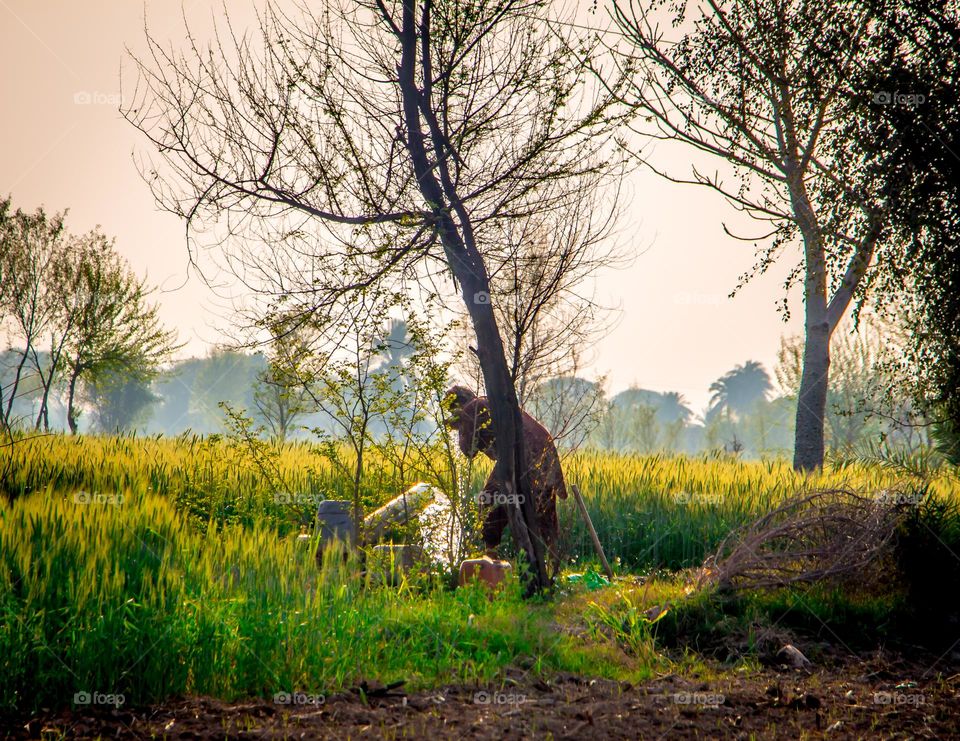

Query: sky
[0,0,805,414]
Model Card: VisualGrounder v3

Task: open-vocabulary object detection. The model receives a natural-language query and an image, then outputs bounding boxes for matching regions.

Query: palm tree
[656,391,693,425]
[708,361,772,421]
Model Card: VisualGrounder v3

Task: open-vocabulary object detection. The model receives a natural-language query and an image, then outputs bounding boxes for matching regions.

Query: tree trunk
[793,319,831,471]
[461,275,550,592]
[352,428,366,549]
[67,368,80,434]
[396,0,549,592]
[786,165,832,473]
[35,382,51,432]
[2,348,30,429]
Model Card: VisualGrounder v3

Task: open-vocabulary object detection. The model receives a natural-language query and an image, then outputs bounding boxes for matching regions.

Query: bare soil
[7,652,960,740]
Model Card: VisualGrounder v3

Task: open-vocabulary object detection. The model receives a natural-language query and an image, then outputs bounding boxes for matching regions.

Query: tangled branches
[700,488,916,591]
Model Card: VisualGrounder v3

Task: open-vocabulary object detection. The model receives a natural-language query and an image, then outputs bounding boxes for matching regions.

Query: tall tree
[61,230,180,433]
[611,0,895,470]
[125,0,627,590]
[0,200,66,431]
[708,361,773,420]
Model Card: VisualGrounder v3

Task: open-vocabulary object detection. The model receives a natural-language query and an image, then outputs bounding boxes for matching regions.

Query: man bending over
[444,385,567,564]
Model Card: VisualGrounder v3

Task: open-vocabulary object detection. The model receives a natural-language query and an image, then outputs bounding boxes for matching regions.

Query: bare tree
[452,180,623,457]
[610,0,892,470]
[0,200,66,431]
[495,183,622,402]
[124,0,628,590]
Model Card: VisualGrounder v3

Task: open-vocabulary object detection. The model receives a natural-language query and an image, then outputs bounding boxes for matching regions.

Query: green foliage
[0,200,178,434]
[707,360,772,420]
[845,2,960,449]
[7,435,958,571]
[86,371,160,433]
[0,489,635,712]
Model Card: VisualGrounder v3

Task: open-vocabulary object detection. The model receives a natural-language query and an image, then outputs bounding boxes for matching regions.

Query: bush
[893,493,960,646]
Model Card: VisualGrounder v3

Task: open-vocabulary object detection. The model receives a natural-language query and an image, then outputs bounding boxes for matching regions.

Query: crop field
[4,0,960,734]
[4,433,948,570]
[3,433,958,724]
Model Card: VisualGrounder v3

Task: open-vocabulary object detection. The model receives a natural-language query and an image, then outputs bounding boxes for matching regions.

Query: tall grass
[2,435,956,711]
[559,450,957,569]
[3,434,956,569]
[0,488,627,712]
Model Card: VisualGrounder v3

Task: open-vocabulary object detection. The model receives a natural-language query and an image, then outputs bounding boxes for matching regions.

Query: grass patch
[3,434,959,713]
[0,488,647,713]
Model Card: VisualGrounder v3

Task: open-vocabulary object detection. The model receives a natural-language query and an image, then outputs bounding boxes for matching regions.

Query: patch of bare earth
[8,655,960,740]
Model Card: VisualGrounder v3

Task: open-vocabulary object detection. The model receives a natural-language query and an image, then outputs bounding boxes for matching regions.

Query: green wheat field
[2,434,955,711]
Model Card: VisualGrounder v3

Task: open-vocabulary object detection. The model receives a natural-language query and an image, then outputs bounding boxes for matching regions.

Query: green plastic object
[564,569,610,590]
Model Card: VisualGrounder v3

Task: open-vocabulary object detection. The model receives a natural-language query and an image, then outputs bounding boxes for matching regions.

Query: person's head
[443,385,478,428]
[444,386,495,456]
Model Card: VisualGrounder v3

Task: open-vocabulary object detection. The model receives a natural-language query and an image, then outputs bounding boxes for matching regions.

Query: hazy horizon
[1,0,808,413]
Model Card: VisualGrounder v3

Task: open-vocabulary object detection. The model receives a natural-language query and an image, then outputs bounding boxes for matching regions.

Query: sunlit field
[5,433,954,568]
[4,434,957,714]
[2,0,958,733]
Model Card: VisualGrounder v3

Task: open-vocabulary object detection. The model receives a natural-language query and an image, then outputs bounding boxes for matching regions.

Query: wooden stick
[570,484,614,580]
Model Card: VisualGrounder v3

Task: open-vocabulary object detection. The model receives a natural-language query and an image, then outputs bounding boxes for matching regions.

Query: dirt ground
[7,652,960,740]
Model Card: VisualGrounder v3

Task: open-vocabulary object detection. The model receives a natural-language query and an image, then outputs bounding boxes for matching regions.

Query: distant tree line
[0,192,928,460]
[536,317,925,459]
[20,307,916,463]
[0,198,179,434]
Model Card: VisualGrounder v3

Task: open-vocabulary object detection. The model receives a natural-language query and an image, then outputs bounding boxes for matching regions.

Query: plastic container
[316,500,355,543]
[458,556,512,589]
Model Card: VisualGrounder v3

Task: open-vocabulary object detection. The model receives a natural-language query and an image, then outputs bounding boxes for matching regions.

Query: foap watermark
[477,490,525,507]
[674,691,725,708]
[873,691,925,707]
[673,491,723,506]
[875,490,924,506]
[74,490,123,506]
[73,91,123,106]
[473,291,491,305]
[872,91,926,109]
[474,690,528,706]
[273,691,326,706]
[73,690,125,707]
[274,492,325,507]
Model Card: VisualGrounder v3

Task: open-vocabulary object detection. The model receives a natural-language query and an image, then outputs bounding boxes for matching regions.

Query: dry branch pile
[699,488,914,591]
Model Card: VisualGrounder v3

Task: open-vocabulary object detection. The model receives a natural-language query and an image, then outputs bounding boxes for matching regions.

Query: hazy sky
[1,1,806,413]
